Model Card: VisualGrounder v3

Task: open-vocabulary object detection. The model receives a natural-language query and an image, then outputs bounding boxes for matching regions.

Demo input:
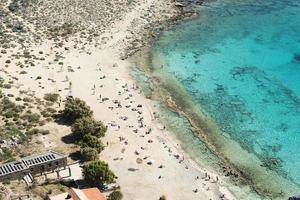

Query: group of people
[93,65,228,200]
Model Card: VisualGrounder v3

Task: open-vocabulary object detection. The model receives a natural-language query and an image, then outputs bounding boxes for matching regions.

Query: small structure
[50,187,107,200]
[0,151,68,184]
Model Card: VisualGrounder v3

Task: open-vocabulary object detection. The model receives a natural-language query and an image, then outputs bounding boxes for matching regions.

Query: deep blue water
[153,0,300,194]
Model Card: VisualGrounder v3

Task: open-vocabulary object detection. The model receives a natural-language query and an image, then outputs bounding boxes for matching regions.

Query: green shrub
[1,98,23,114]
[41,110,50,118]
[22,113,40,123]
[20,71,27,74]
[6,125,22,136]
[0,77,4,87]
[3,110,19,118]
[44,93,59,102]
[41,107,56,117]
[2,179,10,185]
[26,128,39,135]
[23,97,33,102]
[108,191,123,200]
[3,84,11,89]
[0,149,14,162]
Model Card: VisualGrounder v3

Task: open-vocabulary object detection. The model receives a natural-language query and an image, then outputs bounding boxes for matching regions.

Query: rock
[294,53,300,61]
[175,2,185,7]
[289,197,300,200]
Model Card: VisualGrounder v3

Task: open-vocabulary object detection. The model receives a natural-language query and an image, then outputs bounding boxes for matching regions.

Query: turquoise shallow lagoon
[151,0,300,198]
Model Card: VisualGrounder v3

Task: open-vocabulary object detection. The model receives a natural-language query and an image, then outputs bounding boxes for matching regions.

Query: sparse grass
[57,183,66,192]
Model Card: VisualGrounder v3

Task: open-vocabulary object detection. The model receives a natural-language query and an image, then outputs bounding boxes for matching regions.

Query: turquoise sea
[149,0,300,199]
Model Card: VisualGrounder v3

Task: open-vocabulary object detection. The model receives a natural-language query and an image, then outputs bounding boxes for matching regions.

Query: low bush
[44,93,59,102]
[108,191,123,200]
[22,113,40,124]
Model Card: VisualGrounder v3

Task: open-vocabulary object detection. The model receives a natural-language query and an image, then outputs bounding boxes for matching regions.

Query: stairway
[22,173,33,185]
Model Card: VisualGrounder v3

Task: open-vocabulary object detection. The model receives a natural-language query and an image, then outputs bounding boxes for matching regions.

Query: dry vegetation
[0,79,60,162]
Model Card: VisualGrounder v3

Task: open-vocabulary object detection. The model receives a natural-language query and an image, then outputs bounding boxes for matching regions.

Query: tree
[79,134,104,153]
[108,191,123,200]
[71,116,107,138]
[63,97,93,122]
[80,147,98,161]
[83,160,116,186]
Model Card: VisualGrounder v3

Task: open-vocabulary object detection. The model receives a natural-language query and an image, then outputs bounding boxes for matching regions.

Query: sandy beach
[0,0,236,199]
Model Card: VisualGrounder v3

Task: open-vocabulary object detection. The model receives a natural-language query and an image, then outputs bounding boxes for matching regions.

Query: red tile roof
[81,188,106,200]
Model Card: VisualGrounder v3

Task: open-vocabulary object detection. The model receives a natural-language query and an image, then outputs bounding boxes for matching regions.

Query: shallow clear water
[154,0,300,195]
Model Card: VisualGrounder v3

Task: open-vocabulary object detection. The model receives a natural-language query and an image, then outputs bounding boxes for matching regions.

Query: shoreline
[129,24,299,199]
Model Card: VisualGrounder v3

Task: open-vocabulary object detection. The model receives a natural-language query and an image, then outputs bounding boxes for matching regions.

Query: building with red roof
[50,187,106,200]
